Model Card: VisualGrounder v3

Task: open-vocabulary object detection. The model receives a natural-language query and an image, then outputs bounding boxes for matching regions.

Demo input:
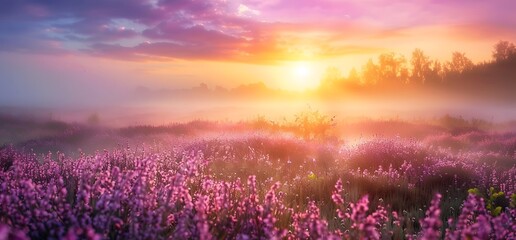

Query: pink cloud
[0,0,514,64]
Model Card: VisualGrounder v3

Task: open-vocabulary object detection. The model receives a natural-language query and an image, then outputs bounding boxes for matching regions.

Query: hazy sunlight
[289,62,319,90]
[1,0,515,239]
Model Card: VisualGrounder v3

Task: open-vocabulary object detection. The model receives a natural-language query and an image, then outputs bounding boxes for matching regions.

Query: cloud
[55,19,139,42]
[447,22,516,41]
[237,4,260,16]
[0,0,165,23]
[142,22,243,45]
[0,0,515,64]
[0,20,69,55]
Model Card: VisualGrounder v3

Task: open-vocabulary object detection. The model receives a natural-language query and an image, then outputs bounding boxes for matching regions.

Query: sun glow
[294,64,310,78]
[289,62,319,90]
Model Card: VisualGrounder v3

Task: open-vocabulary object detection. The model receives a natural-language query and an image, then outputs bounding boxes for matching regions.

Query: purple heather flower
[420,193,442,240]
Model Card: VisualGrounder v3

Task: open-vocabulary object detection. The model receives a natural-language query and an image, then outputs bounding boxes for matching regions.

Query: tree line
[319,40,516,97]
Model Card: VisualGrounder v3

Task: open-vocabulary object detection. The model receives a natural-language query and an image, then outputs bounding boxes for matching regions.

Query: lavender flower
[420,193,442,240]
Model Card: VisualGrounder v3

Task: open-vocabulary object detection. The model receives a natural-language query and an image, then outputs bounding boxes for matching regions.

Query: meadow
[2,0,516,239]
[0,112,514,240]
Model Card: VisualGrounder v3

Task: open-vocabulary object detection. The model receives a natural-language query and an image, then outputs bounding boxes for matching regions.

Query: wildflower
[420,193,442,240]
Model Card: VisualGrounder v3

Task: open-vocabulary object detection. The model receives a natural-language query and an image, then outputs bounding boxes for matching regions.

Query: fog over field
[1,0,515,239]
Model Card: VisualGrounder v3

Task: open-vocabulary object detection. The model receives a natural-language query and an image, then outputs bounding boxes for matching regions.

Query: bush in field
[0,146,16,172]
[249,115,280,131]
[293,107,336,141]
[86,113,100,125]
[439,115,491,135]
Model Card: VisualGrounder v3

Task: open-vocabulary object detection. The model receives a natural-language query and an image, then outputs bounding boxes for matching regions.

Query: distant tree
[430,60,445,82]
[378,53,396,80]
[87,113,100,125]
[215,85,228,93]
[198,82,209,90]
[362,59,380,85]
[442,62,451,78]
[321,67,342,88]
[492,40,516,62]
[447,52,473,74]
[347,67,360,84]
[378,52,407,83]
[399,67,410,84]
[410,49,432,83]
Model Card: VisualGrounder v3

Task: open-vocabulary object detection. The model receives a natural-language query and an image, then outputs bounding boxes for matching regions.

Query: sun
[289,62,319,90]
[293,64,311,78]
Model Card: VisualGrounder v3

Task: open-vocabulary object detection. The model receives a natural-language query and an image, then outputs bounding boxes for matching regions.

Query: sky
[1,0,516,107]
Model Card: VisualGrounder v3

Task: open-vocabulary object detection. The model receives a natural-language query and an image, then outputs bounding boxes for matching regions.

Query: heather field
[0,114,515,240]
[3,0,516,239]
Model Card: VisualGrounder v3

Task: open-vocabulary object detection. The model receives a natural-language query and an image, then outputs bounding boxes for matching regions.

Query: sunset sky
[1,0,516,106]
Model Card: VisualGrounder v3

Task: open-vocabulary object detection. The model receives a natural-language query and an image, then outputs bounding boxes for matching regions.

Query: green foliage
[491,206,502,216]
[467,187,510,216]
[487,187,510,216]
[467,188,480,195]
[307,171,317,180]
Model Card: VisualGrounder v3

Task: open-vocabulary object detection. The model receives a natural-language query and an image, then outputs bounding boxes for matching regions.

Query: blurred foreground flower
[308,171,317,180]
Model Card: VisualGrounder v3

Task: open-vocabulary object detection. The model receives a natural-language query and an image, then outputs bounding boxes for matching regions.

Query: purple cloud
[61,19,139,42]
[0,0,164,23]
[0,0,514,63]
[143,22,242,45]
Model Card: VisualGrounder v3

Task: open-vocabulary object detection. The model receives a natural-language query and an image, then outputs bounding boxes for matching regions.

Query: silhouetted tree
[410,49,431,84]
[87,113,100,125]
[378,52,407,83]
[378,53,396,80]
[430,60,446,83]
[399,67,409,84]
[492,40,516,62]
[442,61,451,78]
[423,60,443,84]
[315,40,516,101]
[447,52,473,74]
[198,82,209,90]
[362,59,380,85]
[321,67,342,87]
[215,85,228,93]
[347,68,360,84]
